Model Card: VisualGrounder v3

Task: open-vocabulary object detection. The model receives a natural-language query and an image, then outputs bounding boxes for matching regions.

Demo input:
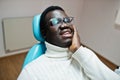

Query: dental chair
[22,14,46,68]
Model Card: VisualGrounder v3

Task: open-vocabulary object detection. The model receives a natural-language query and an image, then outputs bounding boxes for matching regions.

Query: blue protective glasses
[48,17,74,27]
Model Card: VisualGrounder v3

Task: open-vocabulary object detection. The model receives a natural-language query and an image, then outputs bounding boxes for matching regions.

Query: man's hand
[69,25,81,53]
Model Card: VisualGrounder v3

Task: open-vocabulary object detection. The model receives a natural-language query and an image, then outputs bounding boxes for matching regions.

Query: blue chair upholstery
[22,14,46,68]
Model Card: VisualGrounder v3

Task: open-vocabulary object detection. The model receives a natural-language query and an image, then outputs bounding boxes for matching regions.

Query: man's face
[45,10,74,48]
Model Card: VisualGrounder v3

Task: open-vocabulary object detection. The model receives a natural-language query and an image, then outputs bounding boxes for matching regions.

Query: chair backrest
[22,14,46,68]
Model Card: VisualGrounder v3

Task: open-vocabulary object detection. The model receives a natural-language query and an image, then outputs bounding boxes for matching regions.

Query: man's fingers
[73,25,77,33]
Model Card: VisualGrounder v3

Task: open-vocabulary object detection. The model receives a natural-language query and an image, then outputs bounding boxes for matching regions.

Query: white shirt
[17,42,120,80]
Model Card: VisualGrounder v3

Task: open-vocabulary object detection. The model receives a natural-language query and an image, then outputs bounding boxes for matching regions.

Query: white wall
[79,0,120,66]
[0,0,83,56]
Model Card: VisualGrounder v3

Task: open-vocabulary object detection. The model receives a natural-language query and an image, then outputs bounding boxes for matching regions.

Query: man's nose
[60,22,68,28]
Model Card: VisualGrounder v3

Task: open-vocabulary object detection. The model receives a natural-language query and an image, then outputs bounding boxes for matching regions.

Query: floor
[0,52,27,80]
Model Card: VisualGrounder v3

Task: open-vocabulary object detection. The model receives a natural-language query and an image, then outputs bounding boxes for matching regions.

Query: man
[18,6,120,80]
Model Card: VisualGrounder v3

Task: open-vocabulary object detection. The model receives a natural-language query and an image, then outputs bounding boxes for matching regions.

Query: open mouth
[59,28,73,38]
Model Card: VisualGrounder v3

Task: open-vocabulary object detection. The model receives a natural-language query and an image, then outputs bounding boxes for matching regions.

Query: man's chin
[66,41,72,47]
[62,39,72,48]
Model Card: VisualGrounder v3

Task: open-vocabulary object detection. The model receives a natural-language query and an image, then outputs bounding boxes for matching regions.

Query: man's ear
[41,29,47,40]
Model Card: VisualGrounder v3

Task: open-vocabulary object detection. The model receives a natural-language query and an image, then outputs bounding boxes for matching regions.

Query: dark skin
[43,10,81,53]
